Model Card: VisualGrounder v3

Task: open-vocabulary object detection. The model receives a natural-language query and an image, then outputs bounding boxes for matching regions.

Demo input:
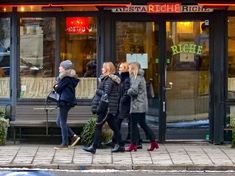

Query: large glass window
[60,17,97,99]
[228,17,235,99]
[116,22,160,139]
[0,18,10,98]
[19,17,56,98]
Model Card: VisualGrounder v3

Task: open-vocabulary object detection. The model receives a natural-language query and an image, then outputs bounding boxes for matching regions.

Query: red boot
[125,144,137,152]
[147,140,159,151]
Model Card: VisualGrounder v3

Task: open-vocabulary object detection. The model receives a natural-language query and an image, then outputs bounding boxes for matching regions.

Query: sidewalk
[0,142,235,171]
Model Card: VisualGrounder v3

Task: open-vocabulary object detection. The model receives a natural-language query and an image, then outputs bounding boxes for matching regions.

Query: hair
[103,62,116,75]
[129,62,140,79]
[201,22,209,31]
[119,62,129,72]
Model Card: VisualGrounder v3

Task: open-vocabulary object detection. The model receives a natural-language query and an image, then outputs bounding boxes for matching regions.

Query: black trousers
[130,113,156,145]
[112,117,142,145]
[93,112,124,148]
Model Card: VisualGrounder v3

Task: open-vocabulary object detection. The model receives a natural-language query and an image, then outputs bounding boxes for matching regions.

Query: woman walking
[53,60,80,149]
[126,62,159,152]
[83,62,124,154]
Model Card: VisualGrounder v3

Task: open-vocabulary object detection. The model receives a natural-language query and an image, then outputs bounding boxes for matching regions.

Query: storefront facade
[0,0,235,144]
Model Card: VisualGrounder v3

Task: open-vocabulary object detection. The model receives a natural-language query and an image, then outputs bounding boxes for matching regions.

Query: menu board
[126,53,148,69]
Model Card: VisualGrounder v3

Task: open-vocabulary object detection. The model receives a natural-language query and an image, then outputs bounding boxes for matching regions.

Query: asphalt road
[1,170,235,176]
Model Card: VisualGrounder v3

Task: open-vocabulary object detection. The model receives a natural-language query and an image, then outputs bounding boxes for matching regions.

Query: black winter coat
[118,72,131,119]
[91,74,121,115]
[54,69,79,107]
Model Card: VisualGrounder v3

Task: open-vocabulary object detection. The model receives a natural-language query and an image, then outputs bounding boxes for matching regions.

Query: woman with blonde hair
[83,61,124,154]
[126,62,159,152]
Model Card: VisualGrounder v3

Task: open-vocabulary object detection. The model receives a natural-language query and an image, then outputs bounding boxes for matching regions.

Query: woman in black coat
[53,60,80,150]
[107,62,141,148]
[83,62,124,154]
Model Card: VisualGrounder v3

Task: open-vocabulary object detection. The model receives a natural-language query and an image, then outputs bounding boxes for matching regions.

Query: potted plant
[231,116,235,148]
[80,117,113,146]
[0,108,9,145]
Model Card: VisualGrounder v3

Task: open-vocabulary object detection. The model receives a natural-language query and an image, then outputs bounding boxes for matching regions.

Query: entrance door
[164,20,210,140]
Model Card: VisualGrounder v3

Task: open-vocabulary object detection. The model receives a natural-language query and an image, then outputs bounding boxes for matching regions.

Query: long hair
[103,62,116,75]
[128,62,140,79]
[119,62,129,72]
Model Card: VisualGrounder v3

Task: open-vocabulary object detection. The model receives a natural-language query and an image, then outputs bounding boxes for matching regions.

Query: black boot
[83,145,96,154]
[111,144,125,153]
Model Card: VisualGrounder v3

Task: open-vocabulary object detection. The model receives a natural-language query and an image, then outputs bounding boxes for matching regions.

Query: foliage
[231,116,235,148]
[80,117,113,146]
[80,118,96,146]
[0,108,9,145]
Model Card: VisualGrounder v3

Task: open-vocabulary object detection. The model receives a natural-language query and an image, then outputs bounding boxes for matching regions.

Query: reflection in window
[228,17,235,99]
[20,17,56,98]
[60,17,97,99]
[0,18,10,98]
[115,22,160,116]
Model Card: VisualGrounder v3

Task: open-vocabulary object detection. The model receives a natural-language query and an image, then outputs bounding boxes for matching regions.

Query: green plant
[230,116,235,148]
[80,117,113,146]
[0,108,9,145]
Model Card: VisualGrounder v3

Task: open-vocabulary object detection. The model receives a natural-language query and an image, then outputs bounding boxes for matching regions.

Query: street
[1,170,235,176]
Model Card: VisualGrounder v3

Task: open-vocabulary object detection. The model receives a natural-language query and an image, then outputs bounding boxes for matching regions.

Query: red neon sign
[66,17,90,34]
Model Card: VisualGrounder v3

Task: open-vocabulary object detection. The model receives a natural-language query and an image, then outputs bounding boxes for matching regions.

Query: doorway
[164,20,210,141]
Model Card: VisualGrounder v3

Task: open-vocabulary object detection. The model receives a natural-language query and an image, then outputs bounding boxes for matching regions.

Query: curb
[0,164,235,171]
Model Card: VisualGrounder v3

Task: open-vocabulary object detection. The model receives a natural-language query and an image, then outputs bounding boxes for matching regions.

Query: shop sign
[66,17,91,34]
[111,3,213,13]
[171,43,203,56]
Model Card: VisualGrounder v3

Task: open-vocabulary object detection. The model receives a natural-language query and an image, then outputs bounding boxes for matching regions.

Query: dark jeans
[93,112,124,148]
[56,106,75,145]
[130,113,155,145]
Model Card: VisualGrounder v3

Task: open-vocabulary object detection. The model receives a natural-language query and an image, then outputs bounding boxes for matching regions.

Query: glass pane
[20,17,56,99]
[166,21,209,140]
[228,17,235,99]
[0,18,10,98]
[60,17,97,99]
[116,22,160,140]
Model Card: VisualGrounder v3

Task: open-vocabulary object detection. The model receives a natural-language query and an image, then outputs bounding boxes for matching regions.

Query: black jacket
[54,69,79,107]
[118,72,131,119]
[91,74,120,115]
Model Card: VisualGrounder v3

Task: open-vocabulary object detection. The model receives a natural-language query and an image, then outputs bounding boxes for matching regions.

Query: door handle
[164,82,173,90]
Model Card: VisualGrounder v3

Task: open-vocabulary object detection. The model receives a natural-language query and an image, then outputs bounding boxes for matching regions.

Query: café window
[228,17,235,99]
[19,17,56,99]
[60,17,97,99]
[0,18,10,98]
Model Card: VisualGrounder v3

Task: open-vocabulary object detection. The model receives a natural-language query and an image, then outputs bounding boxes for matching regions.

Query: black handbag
[47,90,60,102]
[96,94,109,115]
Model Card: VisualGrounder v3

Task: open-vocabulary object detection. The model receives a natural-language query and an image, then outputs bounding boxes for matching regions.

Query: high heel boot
[147,140,159,151]
[125,144,137,152]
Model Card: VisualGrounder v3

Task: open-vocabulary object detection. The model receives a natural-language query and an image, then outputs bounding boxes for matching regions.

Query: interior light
[20,7,25,12]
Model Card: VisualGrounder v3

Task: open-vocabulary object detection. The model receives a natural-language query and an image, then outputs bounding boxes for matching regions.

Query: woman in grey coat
[125,62,159,152]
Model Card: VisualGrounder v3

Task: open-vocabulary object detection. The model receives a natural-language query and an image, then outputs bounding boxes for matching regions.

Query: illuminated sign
[148,3,181,13]
[111,4,213,13]
[171,43,203,55]
[66,17,91,34]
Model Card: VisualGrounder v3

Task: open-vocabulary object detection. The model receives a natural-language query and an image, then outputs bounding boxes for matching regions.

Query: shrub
[0,108,9,145]
[231,116,235,148]
[80,117,113,146]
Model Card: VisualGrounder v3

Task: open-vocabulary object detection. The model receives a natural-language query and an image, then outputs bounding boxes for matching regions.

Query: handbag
[47,90,60,102]
[96,94,109,115]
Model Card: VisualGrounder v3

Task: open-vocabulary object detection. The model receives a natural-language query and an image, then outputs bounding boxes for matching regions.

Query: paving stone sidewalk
[0,142,235,170]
